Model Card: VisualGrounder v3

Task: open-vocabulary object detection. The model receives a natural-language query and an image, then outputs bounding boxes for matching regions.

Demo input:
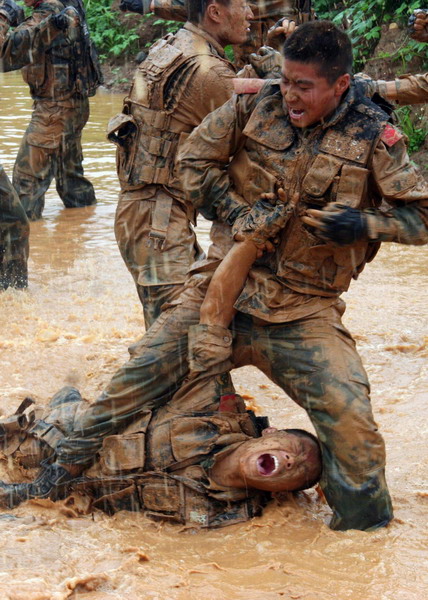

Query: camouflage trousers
[13,97,96,221]
[56,288,393,531]
[0,165,29,289]
[114,189,203,328]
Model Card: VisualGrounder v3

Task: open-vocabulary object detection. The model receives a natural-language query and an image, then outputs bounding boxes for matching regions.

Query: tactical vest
[21,0,103,101]
[1,394,269,528]
[80,408,268,527]
[230,83,390,297]
[107,27,230,193]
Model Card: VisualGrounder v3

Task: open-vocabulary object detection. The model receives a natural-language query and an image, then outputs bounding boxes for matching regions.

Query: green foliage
[395,106,428,153]
[313,0,428,72]
[84,0,139,61]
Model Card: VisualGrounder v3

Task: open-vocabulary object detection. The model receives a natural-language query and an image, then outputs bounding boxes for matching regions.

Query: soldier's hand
[0,0,24,27]
[188,324,233,374]
[50,6,80,31]
[119,0,150,14]
[267,18,297,49]
[249,46,282,79]
[232,188,298,246]
[409,9,428,43]
[302,203,369,246]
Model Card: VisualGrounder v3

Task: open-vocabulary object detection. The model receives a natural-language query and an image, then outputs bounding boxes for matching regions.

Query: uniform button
[223,336,230,343]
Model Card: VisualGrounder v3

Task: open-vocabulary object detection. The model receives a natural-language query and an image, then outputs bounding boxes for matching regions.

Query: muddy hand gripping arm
[188,190,298,374]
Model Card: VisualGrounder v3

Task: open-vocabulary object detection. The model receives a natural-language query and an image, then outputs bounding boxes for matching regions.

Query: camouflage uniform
[44,82,428,531]
[0,0,102,220]
[109,22,236,327]
[0,165,29,289]
[1,382,268,527]
[141,0,314,67]
[376,72,428,104]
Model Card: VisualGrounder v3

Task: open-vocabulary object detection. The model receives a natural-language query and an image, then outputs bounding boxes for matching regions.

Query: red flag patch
[381,124,403,147]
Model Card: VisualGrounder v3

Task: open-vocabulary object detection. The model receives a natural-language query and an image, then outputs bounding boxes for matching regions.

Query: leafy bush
[314,0,428,72]
[84,0,139,61]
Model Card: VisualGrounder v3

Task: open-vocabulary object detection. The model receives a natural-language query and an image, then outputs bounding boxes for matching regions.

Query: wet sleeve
[152,0,187,21]
[0,5,61,71]
[366,135,428,245]
[178,95,254,223]
[393,73,428,105]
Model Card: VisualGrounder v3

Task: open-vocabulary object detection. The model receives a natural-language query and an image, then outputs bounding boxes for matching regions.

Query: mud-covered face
[280,59,350,129]
[238,430,321,492]
[216,0,254,46]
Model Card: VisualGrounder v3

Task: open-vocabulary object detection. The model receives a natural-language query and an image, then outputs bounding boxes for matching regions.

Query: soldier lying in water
[0,379,322,528]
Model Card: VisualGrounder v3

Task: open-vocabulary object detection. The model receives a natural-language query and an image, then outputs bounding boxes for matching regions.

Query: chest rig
[75,404,268,527]
[235,84,390,296]
[109,30,216,192]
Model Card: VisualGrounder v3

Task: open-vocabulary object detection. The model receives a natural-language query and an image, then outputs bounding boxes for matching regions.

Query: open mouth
[257,453,279,476]
[289,108,305,120]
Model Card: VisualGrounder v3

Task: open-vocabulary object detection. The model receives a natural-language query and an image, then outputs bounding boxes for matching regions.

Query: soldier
[0,0,102,220]
[119,0,313,67]
[2,21,428,532]
[0,165,29,289]
[0,383,322,527]
[109,0,255,328]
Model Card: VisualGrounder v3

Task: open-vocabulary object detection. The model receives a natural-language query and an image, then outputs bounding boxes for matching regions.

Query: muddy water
[0,71,427,600]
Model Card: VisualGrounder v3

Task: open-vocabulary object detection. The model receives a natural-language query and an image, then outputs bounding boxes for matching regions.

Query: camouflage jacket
[178,81,428,322]
[108,22,236,198]
[0,388,268,528]
[151,0,314,22]
[0,0,102,101]
[379,72,428,105]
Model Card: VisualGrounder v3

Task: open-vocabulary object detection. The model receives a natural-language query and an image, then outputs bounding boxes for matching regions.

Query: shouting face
[280,59,350,129]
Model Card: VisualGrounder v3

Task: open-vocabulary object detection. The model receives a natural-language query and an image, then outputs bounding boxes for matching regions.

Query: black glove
[50,6,79,31]
[119,0,149,14]
[0,0,25,27]
[303,204,368,246]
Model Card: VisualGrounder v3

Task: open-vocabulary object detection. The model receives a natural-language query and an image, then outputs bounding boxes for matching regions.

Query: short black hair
[284,428,322,491]
[187,0,231,24]
[283,21,353,84]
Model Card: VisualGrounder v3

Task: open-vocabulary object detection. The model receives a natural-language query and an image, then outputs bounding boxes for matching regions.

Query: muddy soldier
[176,21,428,530]
[0,0,102,221]
[0,165,29,289]
[119,0,313,67]
[2,22,427,533]
[0,382,322,527]
[110,0,255,327]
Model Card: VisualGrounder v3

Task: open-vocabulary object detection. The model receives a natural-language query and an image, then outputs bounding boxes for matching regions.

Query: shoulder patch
[381,124,403,147]
[232,78,266,95]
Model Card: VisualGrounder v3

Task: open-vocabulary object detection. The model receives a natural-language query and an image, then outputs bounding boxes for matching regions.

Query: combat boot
[0,462,74,509]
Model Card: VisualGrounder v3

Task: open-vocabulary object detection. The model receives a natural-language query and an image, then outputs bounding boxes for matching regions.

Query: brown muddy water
[0,71,427,600]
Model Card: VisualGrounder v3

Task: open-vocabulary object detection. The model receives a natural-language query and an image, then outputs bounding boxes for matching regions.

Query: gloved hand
[232,188,297,246]
[249,46,282,79]
[188,324,233,374]
[409,9,428,42]
[301,203,369,246]
[0,0,24,27]
[266,18,297,49]
[119,0,150,15]
[50,6,80,31]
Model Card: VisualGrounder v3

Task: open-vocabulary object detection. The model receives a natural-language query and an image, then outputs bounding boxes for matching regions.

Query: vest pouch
[302,153,342,205]
[22,62,47,96]
[335,164,369,208]
[107,113,139,185]
[229,149,277,207]
[333,242,368,290]
[99,432,146,475]
[169,415,242,464]
[141,476,182,519]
